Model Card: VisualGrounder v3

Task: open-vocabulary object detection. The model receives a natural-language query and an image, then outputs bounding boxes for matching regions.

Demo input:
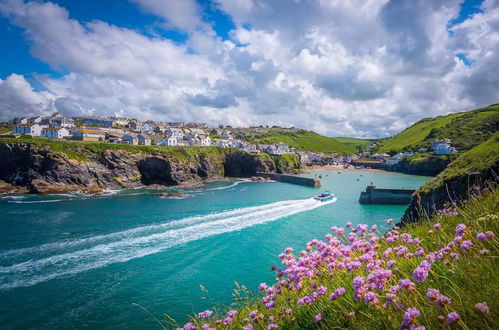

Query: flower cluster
[182,215,495,329]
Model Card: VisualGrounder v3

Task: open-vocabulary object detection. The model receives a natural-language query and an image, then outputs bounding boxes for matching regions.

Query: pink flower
[183,323,196,330]
[460,240,472,251]
[314,313,323,322]
[243,325,254,330]
[386,219,393,225]
[434,223,441,230]
[447,312,460,324]
[346,222,352,228]
[480,249,490,255]
[474,302,489,314]
[198,310,213,318]
[267,323,278,329]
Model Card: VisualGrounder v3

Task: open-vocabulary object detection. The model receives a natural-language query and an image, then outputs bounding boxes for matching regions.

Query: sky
[0,0,497,138]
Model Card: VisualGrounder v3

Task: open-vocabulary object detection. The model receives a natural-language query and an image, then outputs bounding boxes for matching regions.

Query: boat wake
[0,197,335,290]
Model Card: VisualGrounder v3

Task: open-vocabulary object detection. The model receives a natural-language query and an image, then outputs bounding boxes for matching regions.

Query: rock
[30,179,103,195]
[157,192,186,198]
[147,184,167,189]
[0,180,28,194]
[250,176,269,182]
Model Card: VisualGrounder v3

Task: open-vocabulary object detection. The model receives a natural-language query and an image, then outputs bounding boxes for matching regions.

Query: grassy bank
[174,186,498,329]
[377,104,499,153]
[245,130,357,155]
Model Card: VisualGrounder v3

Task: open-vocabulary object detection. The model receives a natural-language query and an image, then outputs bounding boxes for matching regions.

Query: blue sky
[0,0,497,137]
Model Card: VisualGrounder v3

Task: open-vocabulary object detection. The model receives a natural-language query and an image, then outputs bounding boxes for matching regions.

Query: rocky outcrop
[385,156,451,176]
[401,163,498,225]
[0,142,300,194]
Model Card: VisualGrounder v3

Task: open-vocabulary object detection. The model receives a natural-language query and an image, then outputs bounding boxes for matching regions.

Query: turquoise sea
[0,170,431,329]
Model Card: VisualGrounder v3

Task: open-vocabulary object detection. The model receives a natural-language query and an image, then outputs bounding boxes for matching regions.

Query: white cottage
[14,123,43,136]
[122,134,139,145]
[157,136,178,146]
[41,127,71,139]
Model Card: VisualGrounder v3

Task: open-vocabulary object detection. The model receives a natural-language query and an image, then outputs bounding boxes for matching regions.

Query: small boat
[314,191,335,202]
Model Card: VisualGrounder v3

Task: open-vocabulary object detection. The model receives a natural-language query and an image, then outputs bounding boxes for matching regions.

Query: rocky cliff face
[401,163,498,225]
[385,156,451,176]
[0,143,300,194]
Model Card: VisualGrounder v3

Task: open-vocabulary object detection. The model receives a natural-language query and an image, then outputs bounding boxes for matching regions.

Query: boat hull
[314,195,334,202]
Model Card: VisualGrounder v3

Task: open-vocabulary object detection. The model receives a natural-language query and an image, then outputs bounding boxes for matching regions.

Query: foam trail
[8,199,67,204]
[206,180,249,191]
[0,198,335,290]
[0,200,303,260]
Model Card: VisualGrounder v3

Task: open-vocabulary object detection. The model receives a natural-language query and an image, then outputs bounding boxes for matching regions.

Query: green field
[377,104,499,153]
[333,137,374,151]
[246,130,357,155]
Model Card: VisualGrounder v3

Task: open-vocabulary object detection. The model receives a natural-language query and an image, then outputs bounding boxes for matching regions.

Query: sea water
[0,170,430,329]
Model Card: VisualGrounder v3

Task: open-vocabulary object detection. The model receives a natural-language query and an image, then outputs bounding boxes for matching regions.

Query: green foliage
[113,176,123,182]
[333,137,374,151]
[377,104,499,153]
[246,130,357,155]
[0,124,13,134]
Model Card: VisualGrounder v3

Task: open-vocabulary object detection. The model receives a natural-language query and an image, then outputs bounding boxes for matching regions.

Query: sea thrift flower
[347,312,355,318]
[413,260,431,282]
[201,324,214,330]
[477,232,487,241]
[434,223,441,230]
[401,308,420,329]
[346,222,352,228]
[259,283,268,292]
[480,249,490,255]
[474,302,489,314]
[364,291,379,305]
[387,260,396,268]
[267,323,278,329]
[223,317,233,325]
[447,312,460,324]
[460,240,473,252]
[485,231,494,240]
[243,325,254,330]
[449,252,459,260]
[227,310,237,318]
[314,313,322,322]
[183,323,196,330]
[456,224,466,236]
[386,219,393,225]
[198,310,213,318]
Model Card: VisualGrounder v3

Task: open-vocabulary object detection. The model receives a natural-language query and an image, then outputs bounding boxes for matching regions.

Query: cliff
[401,133,499,224]
[0,141,301,194]
[385,154,452,176]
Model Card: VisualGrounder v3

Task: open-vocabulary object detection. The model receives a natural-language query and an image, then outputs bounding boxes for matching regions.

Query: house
[109,116,129,126]
[157,136,178,146]
[221,131,233,140]
[10,117,28,125]
[72,128,105,141]
[229,139,243,148]
[187,128,206,138]
[41,127,71,139]
[140,121,157,134]
[51,117,75,128]
[210,128,222,136]
[266,143,290,155]
[384,157,401,166]
[214,139,231,148]
[13,123,43,136]
[122,134,139,145]
[199,134,211,146]
[138,134,152,146]
[107,133,125,144]
[394,152,414,159]
[73,116,115,128]
[28,116,42,124]
[188,136,201,146]
[433,143,456,155]
[166,128,184,139]
[128,121,140,131]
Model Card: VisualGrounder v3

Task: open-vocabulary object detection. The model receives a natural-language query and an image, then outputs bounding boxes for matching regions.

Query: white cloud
[0,0,497,138]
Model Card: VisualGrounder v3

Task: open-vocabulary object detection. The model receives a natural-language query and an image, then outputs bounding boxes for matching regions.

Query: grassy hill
[246,130,357,155]
[377,104,499,153]
[332,137,374,152]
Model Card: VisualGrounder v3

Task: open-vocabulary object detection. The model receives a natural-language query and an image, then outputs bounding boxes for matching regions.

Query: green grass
[246,130,357,155]
[332,137,375,152]
[175,186,499,329]
[377,104,499,153]
[420,132,499,194]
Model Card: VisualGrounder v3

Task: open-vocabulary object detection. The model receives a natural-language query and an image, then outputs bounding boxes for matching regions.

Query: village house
[109,116,129,127]
[431,139,456,155]
[28,116,43,124]
[384,157,401,166]
[138,134,152,146]
[166,128,184,139]
[122,134,139,145]
[157,135,178,146]
[394,151,414,159]
[210,128,222,136]
[41,127,71,139]
[50,117,75,128]
[221,131,233,140]
[74,116,115,128]
[72,127,105,141]
[13,123,43,136]
[266,143,290,155]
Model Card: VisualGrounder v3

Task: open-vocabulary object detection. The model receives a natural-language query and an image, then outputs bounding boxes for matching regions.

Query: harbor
[359,183,416,205]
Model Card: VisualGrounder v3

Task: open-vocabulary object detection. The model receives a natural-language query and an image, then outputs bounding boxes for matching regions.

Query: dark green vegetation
[377,104,499,153]
[179,186,498,329]
[245,130,357,154]
[0,124,12,134]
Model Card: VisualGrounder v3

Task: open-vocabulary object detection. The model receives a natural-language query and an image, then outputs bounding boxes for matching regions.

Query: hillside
[402,132,499,223]
[178,186,498,329]
[377,104,499,153]
[245,130,357,154]
[332,137,374,152]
